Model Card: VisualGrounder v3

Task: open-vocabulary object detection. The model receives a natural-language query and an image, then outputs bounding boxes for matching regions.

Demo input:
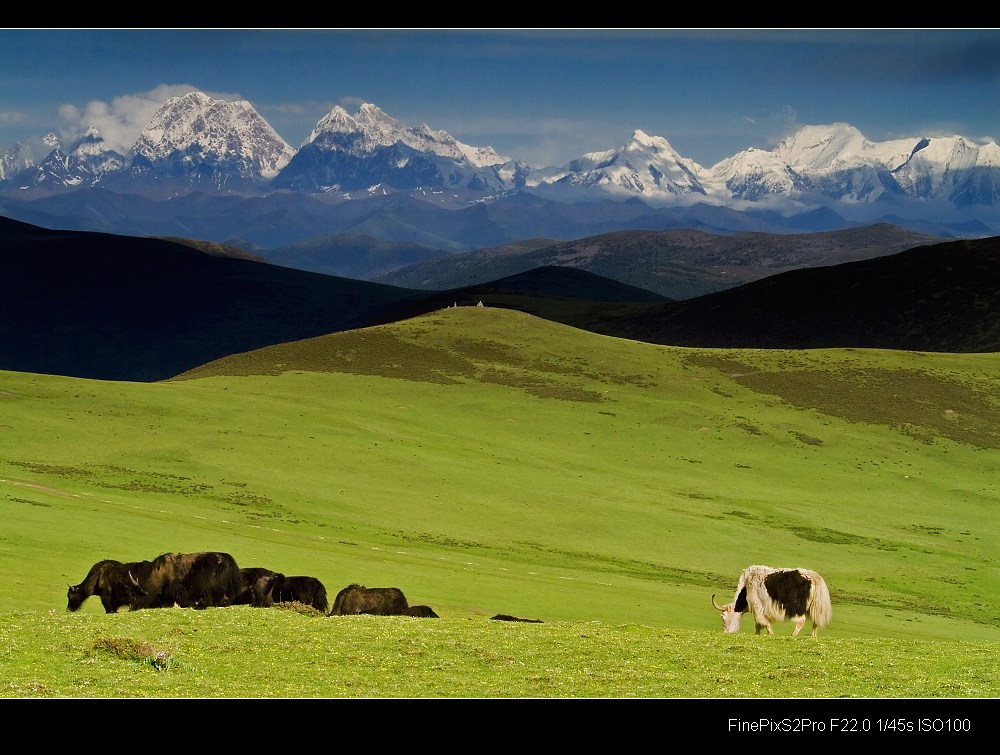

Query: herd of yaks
[68,552,833,636]
[65,550,544,623]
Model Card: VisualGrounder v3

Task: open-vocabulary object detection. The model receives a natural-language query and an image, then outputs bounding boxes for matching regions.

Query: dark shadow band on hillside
[686,354,1000,449]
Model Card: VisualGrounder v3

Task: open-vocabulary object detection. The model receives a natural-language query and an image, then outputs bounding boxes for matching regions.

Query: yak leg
[791,617,806,637]
[755,620,773,635]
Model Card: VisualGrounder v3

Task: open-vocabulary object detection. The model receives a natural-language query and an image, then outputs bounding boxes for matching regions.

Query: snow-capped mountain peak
[304,106,356,145]
[131,91,295,184]
[306,102,506,167]
[627,129,684,159]
[773,122,912,172]
[306,102,409,155]
[72,125,109,156]
[353,102,405,139]
[68,126,127,177]
[2,124,126,191]
[529,128,709,203]
[709,146,807,200]
[976,140,1000,168]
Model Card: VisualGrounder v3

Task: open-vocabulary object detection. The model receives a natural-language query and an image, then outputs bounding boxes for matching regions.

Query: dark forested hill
[0,217,429,381]
[574,236,1000,353]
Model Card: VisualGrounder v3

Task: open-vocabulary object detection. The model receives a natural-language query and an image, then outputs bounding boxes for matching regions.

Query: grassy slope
[0,307,1000,700]
[2,608,995,698]
[2,307,998,650]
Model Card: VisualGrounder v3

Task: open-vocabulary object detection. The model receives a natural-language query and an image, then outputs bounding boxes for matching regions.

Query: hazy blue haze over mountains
[1,90,998,249]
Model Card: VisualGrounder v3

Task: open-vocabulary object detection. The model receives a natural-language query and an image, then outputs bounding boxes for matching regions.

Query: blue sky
[2,29,999,169]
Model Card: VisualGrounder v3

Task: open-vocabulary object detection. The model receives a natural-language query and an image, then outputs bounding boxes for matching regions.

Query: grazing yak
[329,583,409,616]
[269,575,329,613]
[402,605,439,618]
[712,564,832,637]
[233,567,282,607]
[233,569,329,612]
[67,552,243,613]
[66,559,149,613]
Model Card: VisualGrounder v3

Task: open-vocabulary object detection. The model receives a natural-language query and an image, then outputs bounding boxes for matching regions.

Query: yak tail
[807,572,833,628]
[313,585,329,614]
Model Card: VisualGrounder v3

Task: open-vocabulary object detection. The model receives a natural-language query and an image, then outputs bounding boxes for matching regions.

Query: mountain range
[2,90,999,251]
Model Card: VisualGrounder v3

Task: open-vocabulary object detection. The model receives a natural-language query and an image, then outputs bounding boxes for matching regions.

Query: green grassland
[1,306,998,698]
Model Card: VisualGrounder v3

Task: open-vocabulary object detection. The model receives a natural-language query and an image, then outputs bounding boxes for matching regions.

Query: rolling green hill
[3,307,997,647]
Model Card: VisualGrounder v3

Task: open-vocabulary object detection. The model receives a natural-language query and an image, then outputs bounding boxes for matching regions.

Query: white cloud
[0,110,29,126]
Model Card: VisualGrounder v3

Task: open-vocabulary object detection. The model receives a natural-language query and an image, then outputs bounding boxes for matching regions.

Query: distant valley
[366,224,943,299]
[199,221,944,300]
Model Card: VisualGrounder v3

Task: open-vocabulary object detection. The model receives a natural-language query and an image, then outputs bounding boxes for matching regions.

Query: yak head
[711,594,743,634]
[66,583,87,612]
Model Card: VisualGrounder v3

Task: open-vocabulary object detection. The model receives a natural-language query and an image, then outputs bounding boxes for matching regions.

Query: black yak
[329,583,409,616]
[233,567,283,607]
[269,575,329,613]
[67,552,242,613]
[402,604,439,618]
[66,559,148,613]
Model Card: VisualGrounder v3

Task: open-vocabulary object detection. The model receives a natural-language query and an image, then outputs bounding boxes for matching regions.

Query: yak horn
[128,570,139,586]
[711,594,729,611]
